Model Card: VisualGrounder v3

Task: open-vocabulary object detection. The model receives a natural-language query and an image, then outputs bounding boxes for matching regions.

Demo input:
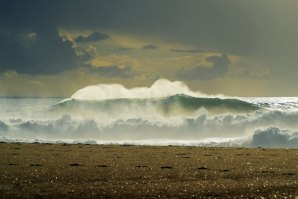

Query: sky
[0,0,298,97]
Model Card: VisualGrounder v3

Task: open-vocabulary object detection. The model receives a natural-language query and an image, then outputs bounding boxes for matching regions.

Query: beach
[0,143,297,198]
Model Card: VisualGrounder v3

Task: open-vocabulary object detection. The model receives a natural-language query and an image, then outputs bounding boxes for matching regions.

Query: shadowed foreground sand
[0,143,297,198]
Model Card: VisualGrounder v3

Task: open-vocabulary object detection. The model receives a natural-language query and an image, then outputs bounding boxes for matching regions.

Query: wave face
[53,94,259,121]
[0,79,298,148]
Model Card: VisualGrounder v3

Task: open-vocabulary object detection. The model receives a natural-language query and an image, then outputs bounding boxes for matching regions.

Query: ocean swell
[0,79,297,148]
[54,94,259,121]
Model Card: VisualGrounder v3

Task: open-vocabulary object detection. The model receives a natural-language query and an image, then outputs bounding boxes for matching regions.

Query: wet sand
[0,143,297,198]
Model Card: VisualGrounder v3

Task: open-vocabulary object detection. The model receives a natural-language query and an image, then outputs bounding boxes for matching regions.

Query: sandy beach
[0,143,297,198]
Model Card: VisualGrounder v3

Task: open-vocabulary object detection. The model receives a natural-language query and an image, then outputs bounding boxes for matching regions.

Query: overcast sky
[0,0,298,97]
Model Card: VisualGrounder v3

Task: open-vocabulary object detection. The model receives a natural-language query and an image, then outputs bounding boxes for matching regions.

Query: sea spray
[0,79,298,148]
[70,78,223,100]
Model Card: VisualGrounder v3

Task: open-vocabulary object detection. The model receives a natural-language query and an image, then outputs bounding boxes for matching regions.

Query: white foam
[249,127,298,148]
[71,79,214,101]
[0,110,298,148]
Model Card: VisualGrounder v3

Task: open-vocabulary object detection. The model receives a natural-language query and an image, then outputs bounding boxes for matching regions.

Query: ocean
[0,79,297,148]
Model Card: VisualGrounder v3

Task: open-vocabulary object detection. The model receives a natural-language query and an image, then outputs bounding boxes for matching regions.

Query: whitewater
[0,79,297,148]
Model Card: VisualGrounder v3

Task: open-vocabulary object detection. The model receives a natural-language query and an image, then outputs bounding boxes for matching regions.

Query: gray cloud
[176,54,230,80]
[1,0,298,92]
[170,48,208,53]
[89,66,134,78]
[117,47,134,52]
[75,32,109,43]
[0,0,296,58]
[143,44,159,50]
[0,28,80,74]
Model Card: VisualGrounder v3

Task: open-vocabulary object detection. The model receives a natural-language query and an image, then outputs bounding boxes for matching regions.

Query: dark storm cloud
[1,0,298,82]
[89,66,134,78]
[0,29,80,74]
[0,1,253,55]
[176,54,230,80]
[48,0,253,54]
[0,1,82,74]
[75,32,109,43]
[0,0,296,57]
[143,44,159,50]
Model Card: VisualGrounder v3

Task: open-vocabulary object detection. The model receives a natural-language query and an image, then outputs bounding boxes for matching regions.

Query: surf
[0,79,297,148]
[54,94,259,119]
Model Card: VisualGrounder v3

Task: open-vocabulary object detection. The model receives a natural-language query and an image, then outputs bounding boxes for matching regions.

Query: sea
[0,79,297,148]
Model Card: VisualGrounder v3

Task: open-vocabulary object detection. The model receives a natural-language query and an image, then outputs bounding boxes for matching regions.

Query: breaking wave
[0,79,298,148]
[70,78,209,100]
[54,94,259,120]
[249,127,298,148]
[1,110,298,148]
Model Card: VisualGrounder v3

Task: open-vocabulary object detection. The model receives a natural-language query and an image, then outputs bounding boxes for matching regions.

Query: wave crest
[70,78,213,101]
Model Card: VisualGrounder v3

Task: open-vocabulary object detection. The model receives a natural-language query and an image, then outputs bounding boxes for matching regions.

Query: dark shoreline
[0,143,297,198]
